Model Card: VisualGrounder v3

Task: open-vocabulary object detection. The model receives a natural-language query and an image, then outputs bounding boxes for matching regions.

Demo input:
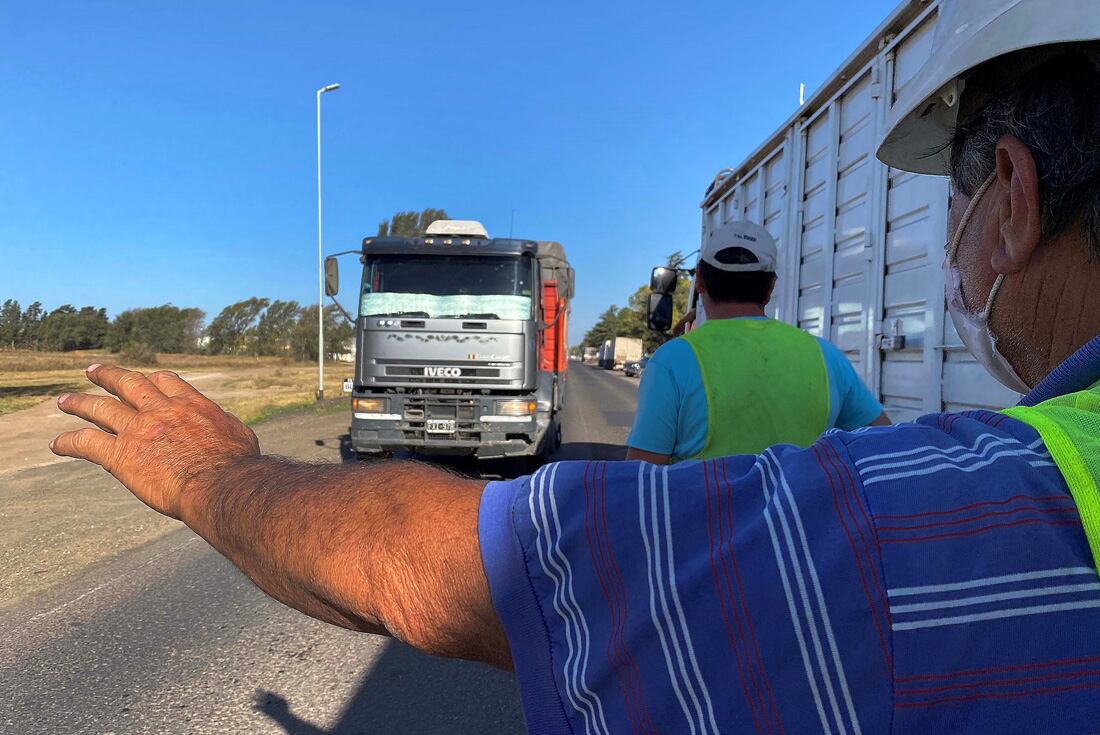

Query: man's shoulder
[811,334,852,369]
[828,409,1065,522]
[648,337,697,371]
[833,409,1049,469]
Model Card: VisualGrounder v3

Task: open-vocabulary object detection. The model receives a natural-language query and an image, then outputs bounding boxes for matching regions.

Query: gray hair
[949,51,1100,260]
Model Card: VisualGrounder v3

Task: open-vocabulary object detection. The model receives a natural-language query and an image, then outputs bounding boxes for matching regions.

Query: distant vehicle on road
[624,354,650,378]
[596,339,612,368]
[582,346,598,365]
[325,220,574,466]
[603,336,642,370]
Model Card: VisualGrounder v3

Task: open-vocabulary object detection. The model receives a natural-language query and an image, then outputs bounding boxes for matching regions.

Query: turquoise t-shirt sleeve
[626,350,681,455]
[817,338,884,430]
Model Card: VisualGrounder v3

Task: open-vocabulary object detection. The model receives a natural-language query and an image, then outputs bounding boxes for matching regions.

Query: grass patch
[0,394,53,414]
[0,349,355,422]
[0,380,85,416]
[0,349,300,374]
[241,396,348,426]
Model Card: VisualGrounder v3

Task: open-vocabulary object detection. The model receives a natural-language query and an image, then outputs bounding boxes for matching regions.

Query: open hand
[50,364,260,519]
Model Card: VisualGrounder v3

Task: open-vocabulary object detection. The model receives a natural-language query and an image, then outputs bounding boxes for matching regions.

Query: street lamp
[316,82,340,401]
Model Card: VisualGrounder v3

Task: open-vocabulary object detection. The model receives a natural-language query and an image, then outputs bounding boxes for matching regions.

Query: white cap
[700,220,778,272]
[877,0,1100,175]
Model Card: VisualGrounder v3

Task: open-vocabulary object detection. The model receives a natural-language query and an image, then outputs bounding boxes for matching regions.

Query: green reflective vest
[680,318,830,459]
[1003,382,1100,570]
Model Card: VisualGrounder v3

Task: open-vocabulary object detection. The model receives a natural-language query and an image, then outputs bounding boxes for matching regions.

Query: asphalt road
[0,364,640,735]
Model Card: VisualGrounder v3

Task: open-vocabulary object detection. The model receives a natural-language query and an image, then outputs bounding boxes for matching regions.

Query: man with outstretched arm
[51,1,1100,731]
[51,365,508,667]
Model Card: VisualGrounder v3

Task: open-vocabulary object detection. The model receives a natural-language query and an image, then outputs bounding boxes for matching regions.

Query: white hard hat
[701,220,777,272]
[877,0,1100,175]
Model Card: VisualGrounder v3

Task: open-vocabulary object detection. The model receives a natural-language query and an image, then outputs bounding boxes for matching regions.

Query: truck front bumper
[349,394,551,459]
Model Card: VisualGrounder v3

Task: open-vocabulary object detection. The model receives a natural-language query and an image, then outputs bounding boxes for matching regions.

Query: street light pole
[316,82,340,402]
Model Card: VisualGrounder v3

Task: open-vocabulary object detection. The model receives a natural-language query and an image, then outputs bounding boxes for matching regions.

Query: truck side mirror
[647,292,673,332]
[324,257,339,297]
[650,266,678,295]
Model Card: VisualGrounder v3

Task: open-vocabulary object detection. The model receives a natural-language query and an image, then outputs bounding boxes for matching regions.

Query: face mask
[945,172,1031,394]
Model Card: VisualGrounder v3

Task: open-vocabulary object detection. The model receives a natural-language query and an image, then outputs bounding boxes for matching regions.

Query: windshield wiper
[366,311,430,318]
[437,313,501,320]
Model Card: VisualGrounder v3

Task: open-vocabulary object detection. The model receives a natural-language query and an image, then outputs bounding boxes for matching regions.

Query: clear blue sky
[0,0,898,339]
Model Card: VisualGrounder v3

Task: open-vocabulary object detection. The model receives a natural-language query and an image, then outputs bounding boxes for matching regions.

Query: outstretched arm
[50,365,510,669]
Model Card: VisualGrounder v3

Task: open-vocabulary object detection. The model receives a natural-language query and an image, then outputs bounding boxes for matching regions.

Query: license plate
[426,419,456,434]
[342,379,353,393]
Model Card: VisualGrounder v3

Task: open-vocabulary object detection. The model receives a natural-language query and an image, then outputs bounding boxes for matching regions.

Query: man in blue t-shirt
[627,220,889,464]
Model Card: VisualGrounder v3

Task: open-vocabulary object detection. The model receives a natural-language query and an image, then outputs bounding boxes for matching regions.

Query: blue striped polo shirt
[478,336,1100,734]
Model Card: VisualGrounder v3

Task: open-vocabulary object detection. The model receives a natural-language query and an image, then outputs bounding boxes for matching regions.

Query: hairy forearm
[177,457,510,667]
[625,446,672,464]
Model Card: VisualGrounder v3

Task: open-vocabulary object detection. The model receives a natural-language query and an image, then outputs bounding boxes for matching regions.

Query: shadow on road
[553,442,628,461]
[0,382,77,397]
[323,433,627,474]
[326,434,628,478]
[254,641,524,735]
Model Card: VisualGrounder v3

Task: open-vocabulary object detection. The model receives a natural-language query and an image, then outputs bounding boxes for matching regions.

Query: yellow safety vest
[681,318,830,459]
[1003,382,1100,570]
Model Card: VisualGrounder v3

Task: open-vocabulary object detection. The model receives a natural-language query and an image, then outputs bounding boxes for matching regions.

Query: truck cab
[336,221,573,464]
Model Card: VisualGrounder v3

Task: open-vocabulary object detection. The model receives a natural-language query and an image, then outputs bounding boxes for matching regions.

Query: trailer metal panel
[698,0,1025,422]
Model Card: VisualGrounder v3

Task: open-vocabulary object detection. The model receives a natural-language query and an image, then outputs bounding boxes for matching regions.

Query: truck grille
[401,397,482,442]
[374,359,509,385]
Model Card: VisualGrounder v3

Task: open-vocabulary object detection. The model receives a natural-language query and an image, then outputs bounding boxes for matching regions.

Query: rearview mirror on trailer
[650,266,678,295]
[647,292,673,332]
[324,257,339,297]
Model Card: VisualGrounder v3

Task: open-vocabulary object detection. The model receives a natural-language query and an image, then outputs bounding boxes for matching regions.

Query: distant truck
[601,336,643,370]
[325,220,574,465]
[582,346,598,365]
[597,339,612,369]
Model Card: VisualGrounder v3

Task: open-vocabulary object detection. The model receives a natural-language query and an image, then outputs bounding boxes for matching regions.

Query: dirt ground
[0,352,357,610]
[0,350,355,476]
[0,349,354,419]
[0,404,353,611]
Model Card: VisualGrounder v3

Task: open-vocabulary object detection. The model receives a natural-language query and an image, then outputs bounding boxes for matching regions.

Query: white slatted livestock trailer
[699,0,1021,424]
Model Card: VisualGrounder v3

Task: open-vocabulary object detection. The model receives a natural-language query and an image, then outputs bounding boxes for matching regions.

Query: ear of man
[992,134,1043,274]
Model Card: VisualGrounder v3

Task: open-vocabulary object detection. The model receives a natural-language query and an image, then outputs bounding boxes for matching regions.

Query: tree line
[2,209,452,361]
[0,298,353,361]
[580,251,693,355]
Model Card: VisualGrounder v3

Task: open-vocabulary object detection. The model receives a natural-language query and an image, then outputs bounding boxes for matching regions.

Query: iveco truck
[325,220,573,465]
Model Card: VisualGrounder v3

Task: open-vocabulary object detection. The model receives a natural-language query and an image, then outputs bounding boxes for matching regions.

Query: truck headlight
[496,399,537,416]
[353,397,389,413]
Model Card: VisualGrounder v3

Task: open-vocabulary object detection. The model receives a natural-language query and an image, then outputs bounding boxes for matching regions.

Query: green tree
[108,305,205,354]
[253,300,301,356]
[0,299,21,348]
[206,297,270,355]
[40,305,109,351]
[625,276,691,353]
[583,250,694,354]
[19,302,44,349]
[291,304,355,362]
[377,208,450,237]
[582,306,625,351]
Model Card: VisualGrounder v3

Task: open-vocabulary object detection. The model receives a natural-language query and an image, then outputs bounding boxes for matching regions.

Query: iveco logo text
[424,367,462,377]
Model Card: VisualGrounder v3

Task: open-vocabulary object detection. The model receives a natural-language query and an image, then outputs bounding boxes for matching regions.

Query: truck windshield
[360,254,533,320]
